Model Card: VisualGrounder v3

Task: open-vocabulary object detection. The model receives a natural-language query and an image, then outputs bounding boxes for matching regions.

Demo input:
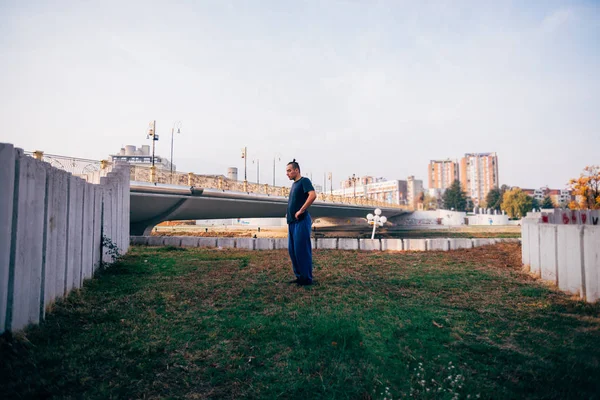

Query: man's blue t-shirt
[287,177,315,224]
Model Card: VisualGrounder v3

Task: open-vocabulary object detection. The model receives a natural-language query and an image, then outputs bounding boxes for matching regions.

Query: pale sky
[1,0,598,190]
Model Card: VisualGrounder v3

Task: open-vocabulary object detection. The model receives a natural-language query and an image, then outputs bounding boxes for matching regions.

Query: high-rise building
[407,176,424,209]
[459,152,499,206]
[428,159,459,191]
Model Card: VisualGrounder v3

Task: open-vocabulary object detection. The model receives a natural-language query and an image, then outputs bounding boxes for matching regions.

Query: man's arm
[295,190,316,219]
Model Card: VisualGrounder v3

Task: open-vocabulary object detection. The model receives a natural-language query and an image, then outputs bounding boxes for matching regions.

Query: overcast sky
[1,0,598,189]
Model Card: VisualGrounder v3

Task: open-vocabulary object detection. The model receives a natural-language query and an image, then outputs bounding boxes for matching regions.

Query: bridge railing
[127,165,406,210]
[24,152,406,210]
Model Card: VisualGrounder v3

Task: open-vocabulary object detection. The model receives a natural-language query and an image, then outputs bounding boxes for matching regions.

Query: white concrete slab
[163,236,182,247]
[180,237,199,247]
[426,239,449,251]
[317,238,337,249]
[92,186,103,272]
[147,236,165,246]
[81,183,94,283]
[274,238,288,250]
[557,225,584,298]
[472,238,495,248]
[338,238,359,250]
[41,166,68,317]
[217,238,235,249]
[131,236,149,246]
[521,221,531,268]
[0,143,15,333]
[255,238,274,250]
[236,238,255,250]
[9,155,46,331]
[359,239,381,251]
[404,239,427,251]
[449,239,472,250]
[539,224,558,283]
[198,238,218,248]
[381,239,403,251]
[583,225,600,302]
[527,223,542,276]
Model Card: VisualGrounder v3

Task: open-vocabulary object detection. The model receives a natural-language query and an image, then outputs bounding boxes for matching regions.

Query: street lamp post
[147,120,159,182]
[272,153,281,187]
[170,121,182,183]
[367,208,387,240]
[147,120,159,168]
[241,147,248,191]
[328,172,333,195]
[253,158,260,184]
[351,173,357,199]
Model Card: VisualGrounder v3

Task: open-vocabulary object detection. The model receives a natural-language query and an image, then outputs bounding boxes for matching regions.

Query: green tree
[423,193,438,210]
[531,197,540,211]
[541,195,555,209]
[501,188,534,219]
[485,188,502,211]
[442,180,468,211]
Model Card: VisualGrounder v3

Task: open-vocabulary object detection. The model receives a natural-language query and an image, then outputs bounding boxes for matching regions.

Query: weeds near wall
[101,235,121,263]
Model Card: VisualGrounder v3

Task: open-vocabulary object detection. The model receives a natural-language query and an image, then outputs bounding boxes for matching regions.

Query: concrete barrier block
[557,225,584,297]
[521,221,531,267]
[81,183,95,283]
[100,181,113,264]
[317,238,337,249]
[472,238,495,248]
[255,238,274,250]
[9,155,46,331]
[338,238,359,250]
[404,239,427,251]
[91,186,103,273]
[147,236,165,246]
[198,237,218,248]
[590,210,600,227]
[528,223,541,275]
[381,239,403,251]
[180,237,199,247]
[41,166,68,316]
[0,144,15,333]
[131,236,149,246]
[426,239,449,251]
[583,225,600,302]
[66,176,80,291]
[539,225,558,283]
[236,238,255,250]
[163,236,182,247]
[311,238,316,250]
[217,238,235,249]
[274,238,288,250]
[359,239,381,251]
[449,239,472,250]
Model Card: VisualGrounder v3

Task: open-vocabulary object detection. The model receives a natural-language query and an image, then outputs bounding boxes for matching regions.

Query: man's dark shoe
[296,278,313,286]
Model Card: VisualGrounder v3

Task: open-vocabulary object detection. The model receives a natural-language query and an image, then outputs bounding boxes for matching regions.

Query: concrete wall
[522,217,600,303]
[0,143,130,333]
[135,236,514,253]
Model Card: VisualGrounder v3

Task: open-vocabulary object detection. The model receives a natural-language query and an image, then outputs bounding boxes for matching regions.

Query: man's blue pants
[288,214,313,282]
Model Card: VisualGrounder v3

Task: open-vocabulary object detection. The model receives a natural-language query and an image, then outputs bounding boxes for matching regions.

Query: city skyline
[1,1,598,190]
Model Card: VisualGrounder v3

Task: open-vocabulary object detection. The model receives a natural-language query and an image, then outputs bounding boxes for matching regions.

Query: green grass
[1,244,599,399]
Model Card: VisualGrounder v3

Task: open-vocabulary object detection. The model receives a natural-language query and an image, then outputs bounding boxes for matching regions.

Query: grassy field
[1,244,599,399]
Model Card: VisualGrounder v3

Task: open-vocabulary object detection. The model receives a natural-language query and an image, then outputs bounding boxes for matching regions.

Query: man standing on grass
[285,159,316,286]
